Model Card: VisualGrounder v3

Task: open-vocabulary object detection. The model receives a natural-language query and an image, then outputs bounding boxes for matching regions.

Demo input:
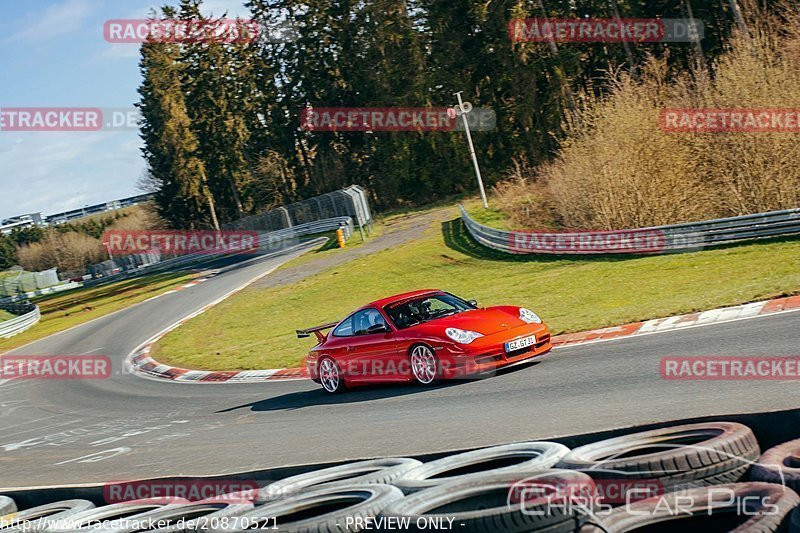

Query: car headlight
[519,308,542,324]
[445,327,484,344]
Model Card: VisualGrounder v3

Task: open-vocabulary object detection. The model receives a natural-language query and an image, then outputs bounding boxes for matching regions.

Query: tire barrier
[788,505,800,532]
[43,498,191,532]
[209,484,403,532]
[133,500,254,532]
[8,425,800,532]
[581,482,799,532]
[0,496,16,516]
[382,470,595,533]
[393,442,570,494]
[751,438,800,493]
[555,422,759,491]
[0,499,94,532]
[261,458,423,502]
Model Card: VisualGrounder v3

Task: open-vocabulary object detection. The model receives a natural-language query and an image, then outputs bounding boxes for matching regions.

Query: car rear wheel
[410,344,438,385]
[318,357,346,394]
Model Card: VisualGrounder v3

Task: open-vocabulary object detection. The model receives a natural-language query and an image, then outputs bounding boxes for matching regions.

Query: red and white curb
[131,344,308,382]
[125,239,326,383]
[142,273,219,303]
[129,294,800,384]
[551,294,800,347]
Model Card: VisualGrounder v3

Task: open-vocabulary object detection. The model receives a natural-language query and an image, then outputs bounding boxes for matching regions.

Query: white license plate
[505,334,536,353]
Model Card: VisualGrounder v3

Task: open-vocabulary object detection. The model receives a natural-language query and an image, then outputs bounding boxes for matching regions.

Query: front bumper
[438,323,551,378]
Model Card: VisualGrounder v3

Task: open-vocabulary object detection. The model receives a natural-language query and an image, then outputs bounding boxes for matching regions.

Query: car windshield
[384,293,474,329]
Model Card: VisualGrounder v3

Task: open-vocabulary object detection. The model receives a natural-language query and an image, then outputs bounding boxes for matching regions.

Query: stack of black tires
[3,422,800,532]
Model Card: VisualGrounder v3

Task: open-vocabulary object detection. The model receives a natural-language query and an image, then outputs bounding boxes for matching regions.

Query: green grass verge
[0,271,198,353]
[0,310,15,322]
[463,199,514,230]
[151,214,800,371]
[276,229,372,271]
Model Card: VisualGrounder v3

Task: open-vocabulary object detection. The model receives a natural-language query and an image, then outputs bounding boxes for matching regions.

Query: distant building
[45,193,154,225]
[0,213,43,235]
[1,193,154,232]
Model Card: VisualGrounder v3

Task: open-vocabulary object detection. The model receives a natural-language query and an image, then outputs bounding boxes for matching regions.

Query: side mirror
[366,323,390,335]
[468,300,478,308]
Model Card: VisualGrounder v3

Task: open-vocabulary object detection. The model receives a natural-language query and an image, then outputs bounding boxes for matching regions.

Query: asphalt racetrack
[1,243,798,488]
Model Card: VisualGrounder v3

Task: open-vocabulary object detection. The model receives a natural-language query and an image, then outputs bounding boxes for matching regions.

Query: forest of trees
[138,0,760,229]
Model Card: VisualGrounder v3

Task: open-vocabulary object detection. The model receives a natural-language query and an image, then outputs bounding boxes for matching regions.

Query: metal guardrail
[459,205,800,254]
[224,185,373,238]
[87,186,370,281]
[256,216,354,243]
[0,301,40,339]
[138,216,354,273]
[84,217,355,288]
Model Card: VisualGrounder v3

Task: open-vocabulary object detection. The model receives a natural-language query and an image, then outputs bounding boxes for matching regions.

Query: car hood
[429,307,524,335]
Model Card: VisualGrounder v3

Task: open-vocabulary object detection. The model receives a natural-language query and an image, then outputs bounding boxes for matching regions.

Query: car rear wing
[296,322,339,342]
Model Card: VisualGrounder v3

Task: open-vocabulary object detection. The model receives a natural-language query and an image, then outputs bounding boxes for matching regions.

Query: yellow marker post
[336,228,346,248]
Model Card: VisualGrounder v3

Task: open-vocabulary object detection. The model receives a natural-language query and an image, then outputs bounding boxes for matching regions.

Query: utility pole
[103,239,115,267]
[451,92,488,209]
[727,0,751,39]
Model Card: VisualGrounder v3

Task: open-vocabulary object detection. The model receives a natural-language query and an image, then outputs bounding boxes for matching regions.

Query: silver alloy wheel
[411,345,437,384]
[319,358,340,393]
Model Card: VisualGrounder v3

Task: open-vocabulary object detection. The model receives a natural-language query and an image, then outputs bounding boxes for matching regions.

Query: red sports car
[298,289,552,393]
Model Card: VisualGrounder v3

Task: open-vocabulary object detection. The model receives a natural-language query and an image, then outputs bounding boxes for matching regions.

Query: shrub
[18,232,104,277]
[493,5,800,230]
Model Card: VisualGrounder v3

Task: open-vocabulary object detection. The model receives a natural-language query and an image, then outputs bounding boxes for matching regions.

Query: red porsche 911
[298,289,552,393]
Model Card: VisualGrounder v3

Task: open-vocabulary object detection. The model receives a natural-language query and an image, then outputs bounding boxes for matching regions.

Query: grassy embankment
[0,271,198,352]
[151,203,800,370]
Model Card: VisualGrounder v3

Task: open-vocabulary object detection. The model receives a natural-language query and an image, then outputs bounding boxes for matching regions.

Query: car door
[321,313,357,377]
[345,308,400,382]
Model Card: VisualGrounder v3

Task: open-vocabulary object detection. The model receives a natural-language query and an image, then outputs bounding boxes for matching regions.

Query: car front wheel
[318,357,346,394]
[410,345,438,385]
